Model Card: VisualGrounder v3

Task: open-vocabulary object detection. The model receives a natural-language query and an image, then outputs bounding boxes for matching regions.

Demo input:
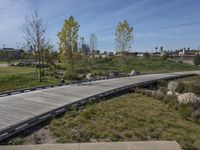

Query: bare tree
[90,33,97,58]
[22,10,47,82]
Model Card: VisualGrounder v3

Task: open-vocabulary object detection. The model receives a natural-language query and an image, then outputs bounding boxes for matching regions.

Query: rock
[167,81,178,93]
[167,91,173,95]
[178,93,199,104]
[130,70,140,76]
[175,92,180,96]
[86,73,93,80]
[109,70,120,78]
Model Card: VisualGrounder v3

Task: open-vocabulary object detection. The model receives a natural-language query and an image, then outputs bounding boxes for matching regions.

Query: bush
[177,82,187,93]
[194,55,200,66]
[159,87,167,95]
[9,137,23,145]
[64,71,79,80]
[157,80,168,88]
[189,83,200,96]
[152,92,164,100]
[162,54,169,61]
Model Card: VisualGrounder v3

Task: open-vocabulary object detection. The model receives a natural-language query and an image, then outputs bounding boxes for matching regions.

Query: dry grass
[50,93,200,150]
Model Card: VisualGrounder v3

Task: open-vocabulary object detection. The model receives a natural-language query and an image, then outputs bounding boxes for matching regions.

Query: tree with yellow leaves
[58,16,80,76]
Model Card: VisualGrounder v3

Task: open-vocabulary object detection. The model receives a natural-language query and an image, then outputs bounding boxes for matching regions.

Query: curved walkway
[0,71,199,141]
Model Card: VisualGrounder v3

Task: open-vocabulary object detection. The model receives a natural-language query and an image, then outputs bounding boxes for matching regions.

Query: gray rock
[109,70,120,78]
[167,91,173,95]
[178,93,199,104]
[130,70,140,76]
[167,81,178,93]
[86,73,93,80]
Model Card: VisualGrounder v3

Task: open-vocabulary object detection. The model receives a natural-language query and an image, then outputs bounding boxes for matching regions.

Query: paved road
[0,71,199,141]
[0,141,182,150]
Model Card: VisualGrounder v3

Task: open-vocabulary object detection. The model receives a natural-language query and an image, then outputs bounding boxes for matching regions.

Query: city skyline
[0,0,200,52]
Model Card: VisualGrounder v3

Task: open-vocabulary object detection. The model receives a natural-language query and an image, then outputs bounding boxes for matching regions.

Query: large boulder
[130,70,140,76]
[178,93,199,104]
[167,91,173,95]
[167,81,178,93]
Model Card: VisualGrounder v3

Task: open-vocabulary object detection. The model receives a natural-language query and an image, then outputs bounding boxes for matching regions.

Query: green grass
[0,67,60,92]
[0,61,19,64]
[0,62,7,64]
[0,67,35,76]
[50,93,200,150]
[0,56,199,92]
[177,76,200,83]
[75,56,199,75]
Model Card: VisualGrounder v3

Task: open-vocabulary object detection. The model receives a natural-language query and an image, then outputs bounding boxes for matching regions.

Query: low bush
[189,83,200,96]
[64,72,80,80]
[177,82,186,93]
[137,88,200,124]
[8,138,23,145]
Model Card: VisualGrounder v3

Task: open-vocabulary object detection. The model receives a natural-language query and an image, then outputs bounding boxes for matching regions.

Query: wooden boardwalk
[0,71,199,141]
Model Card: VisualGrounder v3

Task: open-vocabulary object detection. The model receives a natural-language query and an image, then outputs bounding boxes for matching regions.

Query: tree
[115,20,133,72]
[58,16,80,75]
[90,33,97,58]
[160,46,164,52]
[115,20,133,53]
[194,55,200,66]
[22,10,47,82]
[155,47,158,52]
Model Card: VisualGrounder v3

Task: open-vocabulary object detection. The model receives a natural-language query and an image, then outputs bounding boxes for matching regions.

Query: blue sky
[0,0,200,52]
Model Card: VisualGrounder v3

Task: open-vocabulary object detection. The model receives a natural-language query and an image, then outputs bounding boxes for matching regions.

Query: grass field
[177,76,200,82]
[78,56,200,75]
[0,56,199,92]
[0,62,7,64]
[50,93,200,150]
[0,67,60,92]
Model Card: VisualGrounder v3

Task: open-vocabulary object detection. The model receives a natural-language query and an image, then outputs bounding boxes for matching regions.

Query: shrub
[194,55,200,66]
[152,92,165,100]
[162,54,169,61]
[189,82,200,96]
[157,80,168,88]
[177,82,187,93]
[9,137,23,145]
[159,87,167,95]
[64,71,79,80]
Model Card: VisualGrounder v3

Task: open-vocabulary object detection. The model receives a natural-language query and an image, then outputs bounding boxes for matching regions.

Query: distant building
[108,52,114,56]
[103,51,107,55]
[0,48,23,61]
[80,44,90,55]
[95,50,100,55]
[136,52,144,57]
